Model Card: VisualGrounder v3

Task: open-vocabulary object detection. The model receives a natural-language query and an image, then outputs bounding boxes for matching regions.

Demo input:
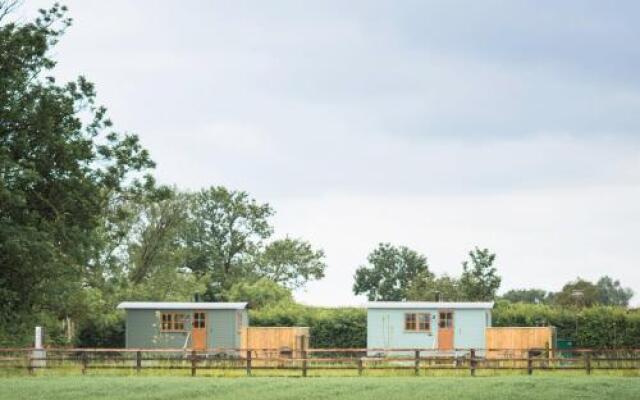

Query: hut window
[418,313,431,331]
[439,312,453,329]
[405,313,431,332]
[193,312,206,328]
[160,313,187,332]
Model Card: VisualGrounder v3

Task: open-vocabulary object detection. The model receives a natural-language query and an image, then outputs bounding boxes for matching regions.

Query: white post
[32,326,46,369]
[35,326,43,349]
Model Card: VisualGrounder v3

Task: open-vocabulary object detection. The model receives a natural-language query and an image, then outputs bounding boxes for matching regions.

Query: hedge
[493,303,640,348]
[249,303,366,348]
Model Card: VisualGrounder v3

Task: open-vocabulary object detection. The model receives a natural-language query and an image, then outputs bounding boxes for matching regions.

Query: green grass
[0,376,639,400]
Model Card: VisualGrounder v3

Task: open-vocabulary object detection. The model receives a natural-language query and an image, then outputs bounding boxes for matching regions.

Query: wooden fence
[486,327,556,359]
[0,347,638,377]
[240,327,309,354]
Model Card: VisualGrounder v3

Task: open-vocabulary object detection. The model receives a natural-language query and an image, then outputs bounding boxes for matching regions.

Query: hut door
[192,311,207,350]
[438,311,454,351]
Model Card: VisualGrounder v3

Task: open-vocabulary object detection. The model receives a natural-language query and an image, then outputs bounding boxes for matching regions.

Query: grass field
[0,376,639,400]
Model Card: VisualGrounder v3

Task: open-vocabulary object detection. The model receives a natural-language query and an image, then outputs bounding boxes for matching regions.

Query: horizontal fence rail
[0,347,639,377]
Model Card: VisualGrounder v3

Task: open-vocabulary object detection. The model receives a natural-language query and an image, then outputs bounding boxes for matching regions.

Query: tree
[181,186,274,299]
[128,192,188,285]
[406,273,462,301]
[501,289,549,304]
[256,238,326,289]
[224,278,293,309]
[353,243,433,301]
[459,247,501,301]
[0,2,156,342]
[596,276,633,306]
[551,278,599,307]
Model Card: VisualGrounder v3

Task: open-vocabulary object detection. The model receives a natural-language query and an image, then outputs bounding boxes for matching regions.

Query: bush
[75,318,125,348]
[250,303,366,348]
[224,278,293,309]
[493,302,640,348]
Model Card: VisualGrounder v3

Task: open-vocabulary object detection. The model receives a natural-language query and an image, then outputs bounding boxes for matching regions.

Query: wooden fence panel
[240,327,309,352]
[486,327,555,360]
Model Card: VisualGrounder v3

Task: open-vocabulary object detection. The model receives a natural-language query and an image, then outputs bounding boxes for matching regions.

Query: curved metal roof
[117,302,248,310]
[367,301,494,309]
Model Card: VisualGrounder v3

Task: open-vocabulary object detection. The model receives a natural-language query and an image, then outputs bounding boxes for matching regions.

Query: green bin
[556,339,574,360]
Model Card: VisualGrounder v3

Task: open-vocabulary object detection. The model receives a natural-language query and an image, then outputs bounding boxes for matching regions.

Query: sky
[25,0,640,306]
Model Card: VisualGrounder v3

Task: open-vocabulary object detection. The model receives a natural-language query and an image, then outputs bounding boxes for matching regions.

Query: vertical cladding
[367,308,437,353]
[452,309,487,349]
[122,305,247,350]
[367,307,492,353]
[238,310,249,347]
[208,309,238,349]
[125,309,191,349]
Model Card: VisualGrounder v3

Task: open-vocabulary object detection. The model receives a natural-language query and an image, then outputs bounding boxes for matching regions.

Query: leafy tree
[551,278,600,307]
[181,187,326,299]
[550,276,633,308]
[353,243,433,301]
[406,273,462,301]
[0,2,156,341]
[596,276,633,306]
[459,247,501,301]
[224,278,293,309]
[501,289,549,304]
[256,238,326,289]
[128,192,188,285]
[182,186,274,299]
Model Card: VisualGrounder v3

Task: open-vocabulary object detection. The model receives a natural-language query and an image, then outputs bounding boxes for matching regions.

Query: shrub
[250,303,366,348]
[493,303,640,348]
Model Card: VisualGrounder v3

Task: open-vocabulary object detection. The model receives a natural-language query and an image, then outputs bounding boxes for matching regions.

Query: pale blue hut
[367,302,493,353]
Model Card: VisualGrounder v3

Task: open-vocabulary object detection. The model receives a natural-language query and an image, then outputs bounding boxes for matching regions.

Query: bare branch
[0,0,21,23]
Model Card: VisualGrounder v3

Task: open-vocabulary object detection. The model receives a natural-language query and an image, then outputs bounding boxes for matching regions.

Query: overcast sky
[27,1,640,306]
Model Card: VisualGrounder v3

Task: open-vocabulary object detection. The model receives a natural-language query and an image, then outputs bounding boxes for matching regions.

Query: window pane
[418,314,430,331]
[405,313,417,330]
[439,312,453,329]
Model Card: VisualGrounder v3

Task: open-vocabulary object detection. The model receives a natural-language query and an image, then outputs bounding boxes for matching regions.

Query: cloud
[283,184,640,306]
[25,0,640,306]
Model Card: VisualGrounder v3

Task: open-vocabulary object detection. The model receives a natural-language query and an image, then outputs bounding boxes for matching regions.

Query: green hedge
[493,303,640,348]
[250,303,366,348]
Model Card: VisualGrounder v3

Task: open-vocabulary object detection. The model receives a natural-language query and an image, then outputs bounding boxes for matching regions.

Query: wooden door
[438,311,454,351]
[192,311,207,350]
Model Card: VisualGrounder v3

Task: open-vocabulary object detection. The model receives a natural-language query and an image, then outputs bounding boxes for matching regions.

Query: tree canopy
[459,247,501,301]
[0,2,156,340]
[0,2,327,345]
[353,243,433,301]
[501,289,549,304]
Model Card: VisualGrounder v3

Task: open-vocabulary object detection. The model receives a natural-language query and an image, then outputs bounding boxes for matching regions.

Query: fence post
[414,350,420,376]
[136,351,142,374]
[527,350,533,375]
[357,357,363,376]
[585,351,591,375]
[301,348,308,377]
[246,350,252,376]
[470,349,476,377]
[191,350,197,377]
[81,351,88,375]
[26,351,33,375]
